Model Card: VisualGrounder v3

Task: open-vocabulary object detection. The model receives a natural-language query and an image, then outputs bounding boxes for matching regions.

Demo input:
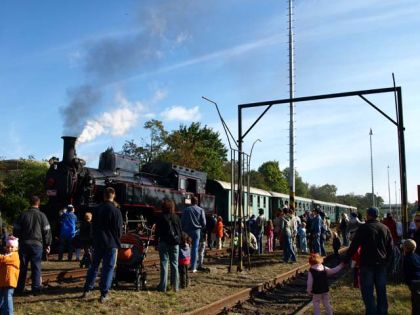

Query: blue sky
[1,0,419,202]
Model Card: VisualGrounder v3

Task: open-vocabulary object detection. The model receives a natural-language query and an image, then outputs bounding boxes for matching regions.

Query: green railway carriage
[206,179,271,223]
[207,179,356,224]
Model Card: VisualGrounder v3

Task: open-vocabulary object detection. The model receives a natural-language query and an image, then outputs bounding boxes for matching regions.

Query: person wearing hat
[402,239,420,315]
[343,207,393,315]
[0,236,20,314]
[58,205,78,261]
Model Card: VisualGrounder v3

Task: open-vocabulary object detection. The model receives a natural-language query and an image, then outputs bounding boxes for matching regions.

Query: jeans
[186,229,200,270]
[17,243,43,293]
[256,233,263,255]
[360,265,388,315]
[312,292,332,315]
[84,247,117,297]
[157,241,179,292]
[320,234,326,256]
[179,265,189,289]
[198,241,206,268]
[312,233,321,254]
[59,235,74,260]
[0,288,14,315]
[283,234,296,262]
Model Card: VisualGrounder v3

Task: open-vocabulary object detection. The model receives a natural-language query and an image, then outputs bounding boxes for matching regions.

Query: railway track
[186,249,347,315]
[34,248,229,284]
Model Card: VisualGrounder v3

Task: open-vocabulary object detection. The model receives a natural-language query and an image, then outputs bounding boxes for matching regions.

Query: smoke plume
[78,92,145,143]
[61,0,205,142]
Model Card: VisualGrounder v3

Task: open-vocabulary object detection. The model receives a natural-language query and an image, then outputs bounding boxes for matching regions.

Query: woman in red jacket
[215,217,224,250]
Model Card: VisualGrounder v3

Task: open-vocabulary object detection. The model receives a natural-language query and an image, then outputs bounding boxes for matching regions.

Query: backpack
[168,217,181,245]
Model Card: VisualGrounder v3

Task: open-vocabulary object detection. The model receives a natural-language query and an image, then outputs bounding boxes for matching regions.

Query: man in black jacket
[343,207,393,315]
[14,196,52,294]
[82,187,123,303]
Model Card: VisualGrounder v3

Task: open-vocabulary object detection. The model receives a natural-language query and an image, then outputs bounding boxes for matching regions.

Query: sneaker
[99,295,108,303]
[81,291,91,299]
[192,269,197,273]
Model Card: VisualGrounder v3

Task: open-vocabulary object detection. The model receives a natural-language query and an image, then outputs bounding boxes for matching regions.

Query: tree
[162,122,228,179]
[308,184,338,202]
[248,170,270,191]
[336,192,384,211]
[0,159,49,222]
[282,167,309,197]
[121,119,168,165]
[257,161,288,193]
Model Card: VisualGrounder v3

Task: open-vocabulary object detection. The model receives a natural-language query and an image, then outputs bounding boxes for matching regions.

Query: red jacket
[215,221,224,238]
[382,217,398,242]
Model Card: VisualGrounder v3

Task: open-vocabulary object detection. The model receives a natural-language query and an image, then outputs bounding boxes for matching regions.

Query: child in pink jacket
[307,253,344,315]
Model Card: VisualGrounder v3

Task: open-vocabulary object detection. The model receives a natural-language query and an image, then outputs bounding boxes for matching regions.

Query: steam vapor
[78,92,145,144]
[61,0,202,143]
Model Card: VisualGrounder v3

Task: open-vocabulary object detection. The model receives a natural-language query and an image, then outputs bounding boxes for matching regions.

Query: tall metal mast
[288,0,296,209]
[369,128,375,207]
[387,165,391,212]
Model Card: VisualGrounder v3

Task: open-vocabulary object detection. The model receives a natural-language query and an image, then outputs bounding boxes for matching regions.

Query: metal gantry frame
[235,86,408,271]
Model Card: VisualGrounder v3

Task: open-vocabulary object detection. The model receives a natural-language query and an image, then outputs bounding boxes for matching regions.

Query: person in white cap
[0,236,20,314]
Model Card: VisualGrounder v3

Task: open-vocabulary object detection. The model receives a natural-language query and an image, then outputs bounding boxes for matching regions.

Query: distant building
[380,204,401,220]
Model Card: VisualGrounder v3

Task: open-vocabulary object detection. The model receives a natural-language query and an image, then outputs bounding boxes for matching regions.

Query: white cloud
[78,91,146,144]
[161,105,202,121]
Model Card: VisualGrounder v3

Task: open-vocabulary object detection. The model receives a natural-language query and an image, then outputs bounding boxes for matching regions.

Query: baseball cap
[367,207,379,218]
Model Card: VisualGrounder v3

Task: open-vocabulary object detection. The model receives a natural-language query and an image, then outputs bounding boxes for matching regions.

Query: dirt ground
[15,251,309,315]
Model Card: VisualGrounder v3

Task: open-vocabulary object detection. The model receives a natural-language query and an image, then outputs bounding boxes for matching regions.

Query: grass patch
[15,252,308,315]
[303,271,411,315]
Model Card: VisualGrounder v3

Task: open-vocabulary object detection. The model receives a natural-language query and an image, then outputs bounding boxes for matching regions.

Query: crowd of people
[1,190,419,315]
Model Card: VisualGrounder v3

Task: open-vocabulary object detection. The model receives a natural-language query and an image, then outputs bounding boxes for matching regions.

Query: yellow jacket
[0,251,20,288]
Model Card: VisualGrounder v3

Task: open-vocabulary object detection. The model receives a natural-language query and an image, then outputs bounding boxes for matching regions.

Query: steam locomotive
[44,136,215,235]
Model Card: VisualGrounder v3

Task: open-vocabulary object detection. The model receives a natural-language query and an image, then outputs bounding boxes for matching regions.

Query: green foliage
[308,184,338,202]
[336,192,384,211]
[282,167,309,197]
[0,159,48,222]
[122,120,228,180]
[121,120,168,165]
[248,170,270,191]
[257,161,288,193]
[163,122,228,179]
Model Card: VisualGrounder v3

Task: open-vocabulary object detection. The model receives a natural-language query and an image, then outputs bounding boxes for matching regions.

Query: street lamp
[369,129,375,207]
[247,139,261,217]
[249,139,262,170]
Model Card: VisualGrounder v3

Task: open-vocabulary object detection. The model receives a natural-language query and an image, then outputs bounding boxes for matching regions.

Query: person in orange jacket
[215,217,224,250]
[0,236,20,314]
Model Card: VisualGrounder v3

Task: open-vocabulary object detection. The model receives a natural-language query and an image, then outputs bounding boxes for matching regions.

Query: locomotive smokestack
[62,136,77,165]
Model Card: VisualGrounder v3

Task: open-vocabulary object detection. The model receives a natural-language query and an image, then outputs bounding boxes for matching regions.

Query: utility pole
[387,165,391,213]
[288,0,296,210]
[394,180,398,217]
[369,129,375,207]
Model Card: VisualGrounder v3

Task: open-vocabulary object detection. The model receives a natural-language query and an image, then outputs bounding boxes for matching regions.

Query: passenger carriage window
[263,196,266,207]
[257,196,260,207]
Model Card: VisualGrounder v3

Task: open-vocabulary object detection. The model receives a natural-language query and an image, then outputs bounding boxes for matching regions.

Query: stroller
[114,228,153,291]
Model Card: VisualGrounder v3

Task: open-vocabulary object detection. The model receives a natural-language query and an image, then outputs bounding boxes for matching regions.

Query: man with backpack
[256,208,266,255]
